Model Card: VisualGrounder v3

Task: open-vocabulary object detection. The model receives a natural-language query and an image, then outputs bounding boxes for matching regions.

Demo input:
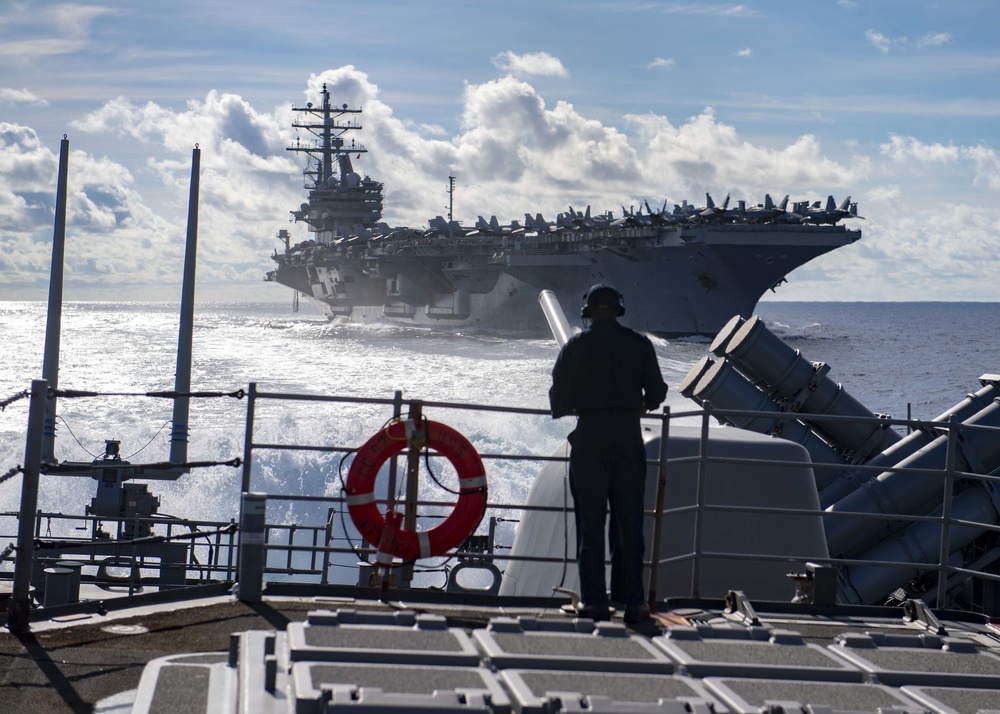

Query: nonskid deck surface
[4,594,1000,713]
[0,595,583,714]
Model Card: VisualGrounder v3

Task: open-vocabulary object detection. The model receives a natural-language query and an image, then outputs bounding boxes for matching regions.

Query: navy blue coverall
[549,319,668,609]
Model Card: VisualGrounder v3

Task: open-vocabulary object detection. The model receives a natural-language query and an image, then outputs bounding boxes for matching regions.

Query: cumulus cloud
[324,69,867,223]
[491,51,568,78]
[626,108,864,200]
[833,203,1000,300]
[3,65,998,303]
[737,47,752,58]
[0,123,55,237]
[1,83,307,298]
[0,122,172,291]
[965,145,1000,190]
[866,185,901,203]
[881,135,960,164]
[70,91,291,163]
[866,29,951,53]
[0,88,49,106]
[881,135,1000,189]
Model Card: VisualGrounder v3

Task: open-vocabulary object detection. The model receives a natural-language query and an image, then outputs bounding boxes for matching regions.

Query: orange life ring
[346,419,487,561]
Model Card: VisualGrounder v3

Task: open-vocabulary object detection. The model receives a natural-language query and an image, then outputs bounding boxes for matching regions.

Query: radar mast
[287,83,383,239]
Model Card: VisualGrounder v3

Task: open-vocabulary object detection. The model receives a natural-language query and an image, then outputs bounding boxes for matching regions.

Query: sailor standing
[549,284,668,623]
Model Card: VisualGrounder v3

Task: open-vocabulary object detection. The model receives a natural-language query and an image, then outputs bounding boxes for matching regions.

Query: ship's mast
[447,174,456,239]
[286,84,384,238]
[447,174,456,224]
[288,83,366,190]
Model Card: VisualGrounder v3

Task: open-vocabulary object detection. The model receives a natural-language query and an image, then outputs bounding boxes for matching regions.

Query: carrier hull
[271,223,858,336]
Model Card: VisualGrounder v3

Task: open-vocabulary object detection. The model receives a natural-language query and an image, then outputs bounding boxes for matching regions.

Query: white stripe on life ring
[418,531,432,559]
[461,475,487,490]
[346,492,375,506]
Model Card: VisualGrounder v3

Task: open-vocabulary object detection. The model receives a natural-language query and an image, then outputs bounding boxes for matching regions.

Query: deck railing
[3,379,1000,627]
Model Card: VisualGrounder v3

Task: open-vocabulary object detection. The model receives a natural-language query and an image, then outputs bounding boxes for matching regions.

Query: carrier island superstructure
[265,84,862,336]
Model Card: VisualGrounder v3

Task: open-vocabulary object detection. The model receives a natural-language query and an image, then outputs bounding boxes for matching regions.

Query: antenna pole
[41,136,69,462]
[170,145,200,465]
[447,174,455,238]
[321,85,333,185]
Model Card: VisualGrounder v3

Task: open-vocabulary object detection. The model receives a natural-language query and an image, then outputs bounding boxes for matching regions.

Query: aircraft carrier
[265,84,862,336]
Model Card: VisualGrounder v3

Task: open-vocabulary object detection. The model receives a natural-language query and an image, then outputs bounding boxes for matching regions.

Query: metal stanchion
[237,492,267,602]
[9,379,48,632]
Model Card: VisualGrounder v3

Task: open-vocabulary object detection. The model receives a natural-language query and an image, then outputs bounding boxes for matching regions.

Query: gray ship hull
[275,223,859,336]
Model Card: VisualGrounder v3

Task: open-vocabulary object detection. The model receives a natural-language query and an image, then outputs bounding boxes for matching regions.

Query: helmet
[581,284,625,319]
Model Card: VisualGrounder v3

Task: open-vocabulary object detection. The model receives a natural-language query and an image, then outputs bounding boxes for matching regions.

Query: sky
[1,0,998,305]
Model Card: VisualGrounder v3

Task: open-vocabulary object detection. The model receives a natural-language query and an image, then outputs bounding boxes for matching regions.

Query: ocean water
[1,300,997,567]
